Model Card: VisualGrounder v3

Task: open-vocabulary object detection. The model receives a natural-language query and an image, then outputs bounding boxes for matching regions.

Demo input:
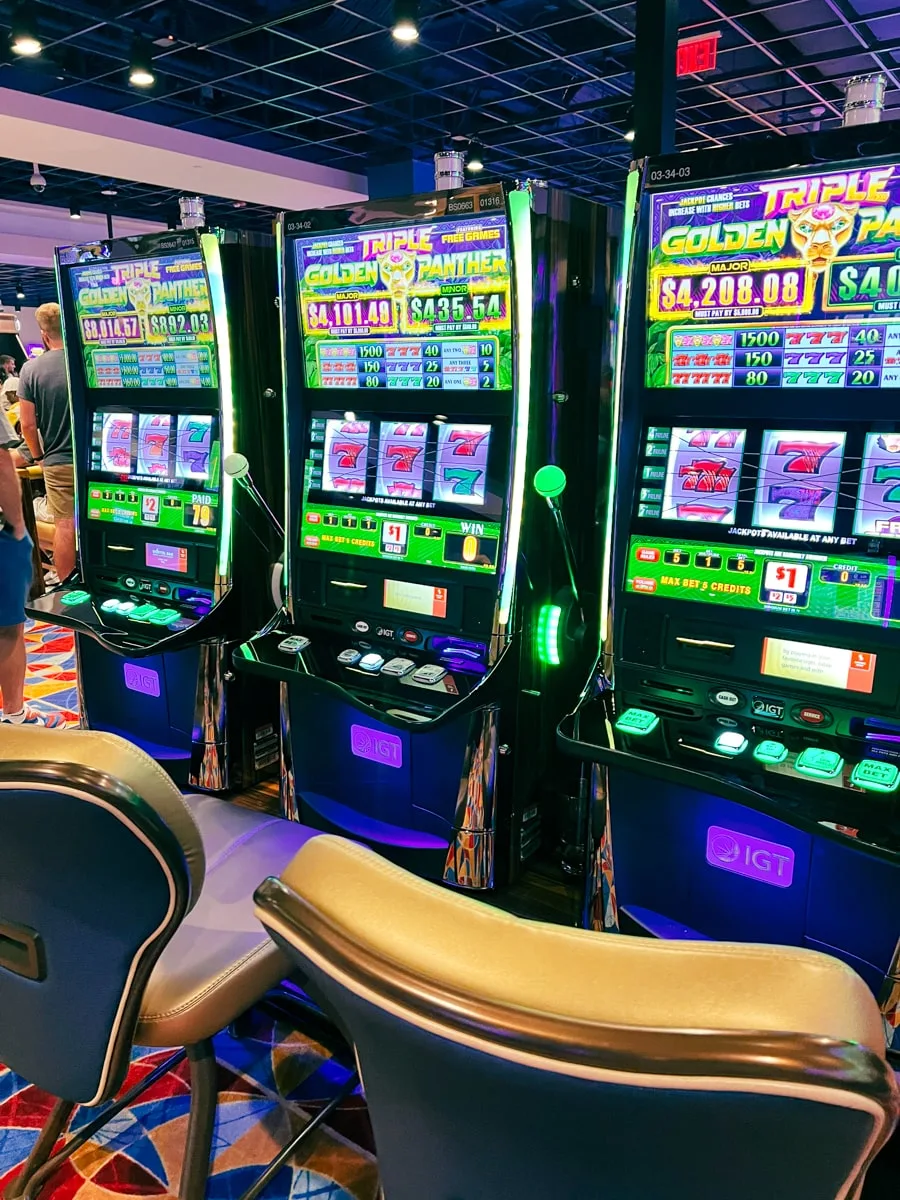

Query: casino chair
[0,727,318,1200]
[255,835,900,1200]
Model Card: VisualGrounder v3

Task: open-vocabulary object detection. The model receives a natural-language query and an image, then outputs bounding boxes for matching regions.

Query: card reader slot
[641,679,694,696]
[675,637,736,653]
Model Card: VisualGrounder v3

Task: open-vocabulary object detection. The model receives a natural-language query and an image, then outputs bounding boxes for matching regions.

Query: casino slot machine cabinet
[236,182,614,887]
[28,229,283,791]
[559,124,900,1046]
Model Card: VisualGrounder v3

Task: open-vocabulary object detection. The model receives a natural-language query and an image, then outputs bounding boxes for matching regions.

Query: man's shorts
[0,527,33,627]
[42,463,75,522]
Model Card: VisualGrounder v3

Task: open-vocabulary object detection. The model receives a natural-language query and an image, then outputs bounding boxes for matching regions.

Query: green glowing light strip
[499,188,533,626]
[276,218,293,618]
[600,165,642,648]
[200,233,234,578]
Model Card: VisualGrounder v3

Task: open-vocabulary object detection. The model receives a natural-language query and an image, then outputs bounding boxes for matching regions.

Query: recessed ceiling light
[100,185,118,196]
[466,144,485,173]
[69,201,82,219]
[391,0,419,42]
[10,4,41,57]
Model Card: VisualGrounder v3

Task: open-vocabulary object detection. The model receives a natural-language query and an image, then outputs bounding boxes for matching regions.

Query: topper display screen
[70,252,217,389]
[86,409,219,536]
[647,165,900,389]
[301,412,503,573]
[295,216,512,391]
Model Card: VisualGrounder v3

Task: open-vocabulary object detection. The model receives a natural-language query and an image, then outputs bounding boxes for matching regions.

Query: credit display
[87,410,219,536]
[301,413,502,574]
[70,252,217,389]
[295,216,512,391]
[626,536,900,631]
[647,164,900,389]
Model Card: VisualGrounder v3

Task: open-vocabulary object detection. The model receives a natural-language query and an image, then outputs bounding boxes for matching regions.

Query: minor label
[123,662,161,698]
[706,825,794,889]
[350,723,403,769]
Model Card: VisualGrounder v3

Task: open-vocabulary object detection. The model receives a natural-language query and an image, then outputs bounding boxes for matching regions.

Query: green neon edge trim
[601,165,642,647]
[499,189,532,626]
[536,602,562,666]
[200,233,234,579]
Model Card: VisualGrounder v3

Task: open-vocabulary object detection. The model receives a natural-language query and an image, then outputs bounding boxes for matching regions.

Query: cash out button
[795,747,844,780]
[614,708,659,736]
[850,760,900,794]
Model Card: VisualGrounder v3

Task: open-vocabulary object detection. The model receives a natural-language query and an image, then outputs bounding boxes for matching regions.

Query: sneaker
[2,707,68,728]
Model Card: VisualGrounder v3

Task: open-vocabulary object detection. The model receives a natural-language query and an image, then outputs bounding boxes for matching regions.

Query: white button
[337,648,362,665]
[358,652,385,673]
[382,657,415,677]
[412,664,447,684]
[278,636,310,653]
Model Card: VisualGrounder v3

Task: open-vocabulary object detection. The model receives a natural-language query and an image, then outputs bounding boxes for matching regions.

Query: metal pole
[632,0,679,158]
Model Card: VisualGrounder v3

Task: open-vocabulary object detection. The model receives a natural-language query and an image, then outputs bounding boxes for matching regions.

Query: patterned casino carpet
[0,1010,379,1200]
[22,621,80,726]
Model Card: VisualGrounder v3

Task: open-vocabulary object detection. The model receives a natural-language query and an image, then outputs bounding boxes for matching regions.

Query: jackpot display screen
[300,413,504,573]
[295,216,512,391]
[647,164,900,389]
[69,252,218,390]
[86,410,220,536]
[627,423,900,632]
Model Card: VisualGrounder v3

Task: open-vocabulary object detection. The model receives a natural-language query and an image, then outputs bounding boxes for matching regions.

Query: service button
[792,705,832,728]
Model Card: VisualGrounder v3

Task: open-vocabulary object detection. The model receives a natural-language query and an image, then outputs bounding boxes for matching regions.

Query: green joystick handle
[533,464,567,499]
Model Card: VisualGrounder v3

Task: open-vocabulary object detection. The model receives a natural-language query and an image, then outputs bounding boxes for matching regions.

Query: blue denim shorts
[0,527,33,627]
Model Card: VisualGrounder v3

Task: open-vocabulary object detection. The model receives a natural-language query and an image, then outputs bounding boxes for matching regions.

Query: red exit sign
[676,32,720,76]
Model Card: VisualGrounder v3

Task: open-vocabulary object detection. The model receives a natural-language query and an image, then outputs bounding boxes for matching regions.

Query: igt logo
[123,663,161,698]
[350,723,403,769]
[705,825,794,888]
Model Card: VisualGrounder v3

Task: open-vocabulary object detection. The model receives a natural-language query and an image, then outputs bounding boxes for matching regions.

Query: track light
[15,283,25,301]
[10,3,41,56]
[69,201,81,219]
[391,0,419,43]
[623,127,635,142]
[466,143,485,173]
[129,39,155,87]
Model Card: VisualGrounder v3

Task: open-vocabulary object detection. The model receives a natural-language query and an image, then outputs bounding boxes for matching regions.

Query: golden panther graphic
[787,202,858,275]
[379,250,416,334]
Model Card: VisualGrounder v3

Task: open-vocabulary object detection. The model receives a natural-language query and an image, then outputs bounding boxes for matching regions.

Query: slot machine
[28,229,283,791]
[236,182,613,887]
[559,124,900,1044]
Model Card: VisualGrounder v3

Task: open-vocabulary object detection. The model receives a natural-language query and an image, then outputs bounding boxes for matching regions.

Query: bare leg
[0,623,25,715]
[53,518,76,582]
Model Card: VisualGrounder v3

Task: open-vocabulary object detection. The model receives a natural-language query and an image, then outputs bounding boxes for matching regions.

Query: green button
[753,740,788,765]
[101,598,121,612]
[60,589,91,606]
[795,747,844,779]
[715,730,748,756]
[128,603,157,622]
[850,760,900,794]
[615,707,659,736]
[147,607,180,625]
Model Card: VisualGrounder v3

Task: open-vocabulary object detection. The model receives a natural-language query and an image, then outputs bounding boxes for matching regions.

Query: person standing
[0,403,63,726]
[0,353,18,413]
[18,303,76,582]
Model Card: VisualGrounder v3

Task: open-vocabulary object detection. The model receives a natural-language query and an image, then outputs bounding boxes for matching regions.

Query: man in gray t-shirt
[18,303,76,581]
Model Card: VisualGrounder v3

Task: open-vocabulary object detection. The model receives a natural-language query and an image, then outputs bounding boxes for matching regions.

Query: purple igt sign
[433,423,491,505]
[176,414,213,480]
[323,418,370,494]
[376,420,428,499]
[661,427,746,523]
[854,432,900,537]
[350,723,403,769]
[706,825,795,888]
[752,429,846,534]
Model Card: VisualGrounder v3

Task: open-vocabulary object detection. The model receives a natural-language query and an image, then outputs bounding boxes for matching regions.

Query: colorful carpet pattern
[0,1010,379,1199]
[23,621,80,726]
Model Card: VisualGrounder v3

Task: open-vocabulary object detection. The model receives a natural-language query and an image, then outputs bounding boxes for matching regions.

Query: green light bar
[600,165,642,648]
[500,188,533,627]
[201,233,234,580]
[536,603,562,666]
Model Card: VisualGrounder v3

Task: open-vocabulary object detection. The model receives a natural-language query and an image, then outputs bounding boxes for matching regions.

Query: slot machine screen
[86,409,220,536]
[300,413,504,573]
[625,421,900,635]
[294,215,513,392]
[69,252,218,390]
[646,163,900,390]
